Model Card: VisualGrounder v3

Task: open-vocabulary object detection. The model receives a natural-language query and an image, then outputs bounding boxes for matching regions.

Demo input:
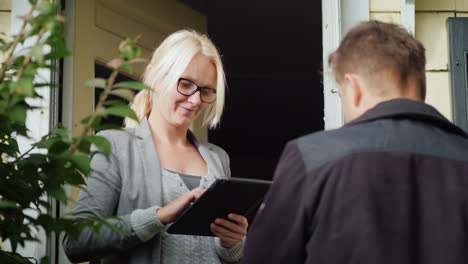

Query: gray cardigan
[63,118,239,263]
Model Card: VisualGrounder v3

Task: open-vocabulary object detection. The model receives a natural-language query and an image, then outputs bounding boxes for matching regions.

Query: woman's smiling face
[153,53,217,129]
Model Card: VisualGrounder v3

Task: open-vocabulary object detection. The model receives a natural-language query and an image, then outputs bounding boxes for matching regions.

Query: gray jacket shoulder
[295,118,468,174]
[96,128,137,143]
[292,126,363,173]
[95,128,139,153]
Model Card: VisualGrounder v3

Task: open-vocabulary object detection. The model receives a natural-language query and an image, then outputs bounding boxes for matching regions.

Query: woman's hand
[156,187,205,225]
[211,214,248,248]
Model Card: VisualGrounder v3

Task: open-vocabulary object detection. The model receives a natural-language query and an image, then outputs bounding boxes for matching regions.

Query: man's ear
[343,73,362,108]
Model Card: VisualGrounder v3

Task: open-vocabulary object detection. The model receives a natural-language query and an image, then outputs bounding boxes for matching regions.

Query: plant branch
[17,132,51,160]
[69,70,120,154]
[16,28,47,80]
[0,2,38,83]
[17,145,36,160]
[2,28,47,113]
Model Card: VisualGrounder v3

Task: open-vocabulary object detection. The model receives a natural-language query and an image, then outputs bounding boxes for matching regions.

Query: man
[244,21,468,264]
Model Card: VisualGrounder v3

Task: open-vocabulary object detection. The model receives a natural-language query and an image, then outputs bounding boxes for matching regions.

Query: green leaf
[45,34,71,60]
[47,185,67,203]
[6,137,20,155]
[69,154,91,175]
[23,62,40,80]
[34,138,59,149]
[0,199,19,209]
[0,81,9,93]
[119,63,134,74]
[101,105,138,120]
[37,1,55,16]
[0,142,19,157]
[12,55,25,70]
[85,135,111,157]
[120,47,134,60]
[9,104,28,124]
[40,256,50,264]
[30,44,44,63]
[105,99,127,107]
[134,47,142,58]
[85,78,106,89]
[48,140,70,155]
[34,82,50,88]
[46,17,63,35]
[35,214,55,231]
[92,123,123,133]
[108,89,134,101]
[9,93,28,108]
[23,153,47,165]
[11,76,34,96]
[64,170,85,185]
[52,126,69,139]
[113,81,149,91]
[77,136,92,154]
[80,114,93,125]
[0,251,35,264]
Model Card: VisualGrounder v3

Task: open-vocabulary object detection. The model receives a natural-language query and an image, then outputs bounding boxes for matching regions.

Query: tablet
[167,177,272,236]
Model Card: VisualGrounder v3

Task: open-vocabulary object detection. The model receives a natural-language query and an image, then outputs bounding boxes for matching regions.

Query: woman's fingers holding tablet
[157,188,206,224]
[191,187,206,199]
[214,215,247,234]
[227,214,248,229]
[211,214,248,248]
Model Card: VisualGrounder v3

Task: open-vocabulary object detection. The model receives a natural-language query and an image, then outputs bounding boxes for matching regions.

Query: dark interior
[94,63,137,131]
[95,1,324,180]
[195,0,324,180]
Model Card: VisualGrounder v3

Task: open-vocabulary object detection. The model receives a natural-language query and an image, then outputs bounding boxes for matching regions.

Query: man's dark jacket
[244,99,468,264]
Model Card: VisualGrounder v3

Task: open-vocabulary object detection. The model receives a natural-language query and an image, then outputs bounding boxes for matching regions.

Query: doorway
[201,1,324,180]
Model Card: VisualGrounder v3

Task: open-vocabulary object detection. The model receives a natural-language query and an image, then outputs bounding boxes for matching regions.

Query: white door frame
[322,0,369,129]
[322,0,343,130]
[401,0,415,35]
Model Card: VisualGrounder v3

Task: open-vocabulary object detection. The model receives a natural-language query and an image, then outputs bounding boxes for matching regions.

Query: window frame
[448,17,468,132]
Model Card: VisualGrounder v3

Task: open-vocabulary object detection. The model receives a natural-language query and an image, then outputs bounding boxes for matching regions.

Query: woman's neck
[147,112,189,147]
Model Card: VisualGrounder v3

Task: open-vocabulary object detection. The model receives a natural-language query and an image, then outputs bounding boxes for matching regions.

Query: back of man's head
[329,21,426,100]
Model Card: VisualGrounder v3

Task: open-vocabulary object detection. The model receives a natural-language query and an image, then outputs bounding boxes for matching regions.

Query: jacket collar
[134,117,152,139]
[133,117,163,205]
[346,98,468,138]
[133,118,219,182]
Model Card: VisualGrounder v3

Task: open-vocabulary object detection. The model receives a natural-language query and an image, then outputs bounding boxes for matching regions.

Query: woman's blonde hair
[124,29,226,129]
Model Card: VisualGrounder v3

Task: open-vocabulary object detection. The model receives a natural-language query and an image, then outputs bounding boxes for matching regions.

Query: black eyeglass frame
[177,77,217,104]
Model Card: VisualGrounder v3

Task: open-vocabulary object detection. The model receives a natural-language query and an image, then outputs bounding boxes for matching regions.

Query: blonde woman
[63,30,247,264]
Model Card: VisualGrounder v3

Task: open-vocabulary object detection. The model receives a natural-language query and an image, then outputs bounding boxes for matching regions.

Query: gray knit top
[159,169,243,264]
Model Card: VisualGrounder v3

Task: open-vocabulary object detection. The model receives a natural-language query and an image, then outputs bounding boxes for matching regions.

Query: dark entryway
[184,0,324,180]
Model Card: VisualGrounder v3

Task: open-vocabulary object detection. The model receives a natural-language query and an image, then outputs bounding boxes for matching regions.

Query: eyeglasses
[177,78,217,104]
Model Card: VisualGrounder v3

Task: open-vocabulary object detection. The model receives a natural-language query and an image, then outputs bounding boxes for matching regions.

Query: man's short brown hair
[328,21,426,99]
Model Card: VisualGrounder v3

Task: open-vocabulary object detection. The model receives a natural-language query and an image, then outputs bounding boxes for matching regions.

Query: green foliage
[113,81,149,91]
[0,1,148,263]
